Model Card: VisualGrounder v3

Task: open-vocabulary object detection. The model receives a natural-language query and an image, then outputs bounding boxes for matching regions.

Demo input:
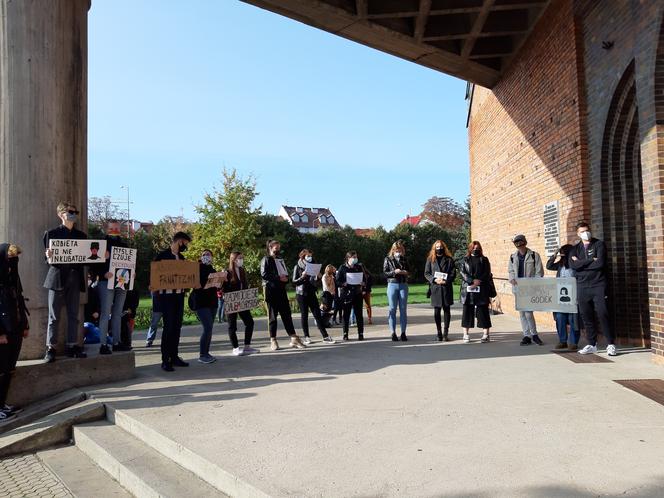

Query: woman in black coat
[424,240,456,342]
[0,243,29,421]
[222,251,258,356]
[459,241,492,343]
[261,240,305,351]
[336,251,366,341]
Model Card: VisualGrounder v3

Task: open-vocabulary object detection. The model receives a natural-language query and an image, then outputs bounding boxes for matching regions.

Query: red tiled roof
[400,215,422,227]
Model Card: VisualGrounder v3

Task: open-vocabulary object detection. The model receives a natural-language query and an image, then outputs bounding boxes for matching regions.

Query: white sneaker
[607,344,617,356]
[242,346,260,355]
[578,344,598,355]
[323,336,336,344]
[303,336,312,345]
[463,334,470,343]
[232,347,245,356]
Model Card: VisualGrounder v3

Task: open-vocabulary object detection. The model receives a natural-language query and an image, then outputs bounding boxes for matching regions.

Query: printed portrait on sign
[115,268,131,290]
[89,242,100,260]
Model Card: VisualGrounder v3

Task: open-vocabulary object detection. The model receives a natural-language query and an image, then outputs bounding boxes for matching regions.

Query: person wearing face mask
[424,240,457,341]
[222,251,259,356]
[508,234,544,346]
[547,244,581,350]
[292,249,335,345]
[261,240,306,351]
[90,220,129,355]
[569,221,616,356]
[43,201,88,362]
[154,232,193,372]
[336,251,366,341]
[384,241,411,341]
[460,241,492,343]
[0,244,30,422]
[191,249,219,363]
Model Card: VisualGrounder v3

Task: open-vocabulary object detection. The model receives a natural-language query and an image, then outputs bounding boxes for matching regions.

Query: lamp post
[120,185,131,240]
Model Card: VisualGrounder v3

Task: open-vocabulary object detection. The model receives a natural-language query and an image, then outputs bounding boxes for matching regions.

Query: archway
[600,61,650,347]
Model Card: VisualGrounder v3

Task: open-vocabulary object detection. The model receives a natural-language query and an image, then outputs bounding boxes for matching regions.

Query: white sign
[275,259,288,277]
[544,201,560,257]
[305,262,322,276]
[224,288,261,314]
[514,277,577,312]
[346,272,363,286]
[48,239,107,264]
[467,286,480,293]
[107,247,137,290]
[434,272,448,281]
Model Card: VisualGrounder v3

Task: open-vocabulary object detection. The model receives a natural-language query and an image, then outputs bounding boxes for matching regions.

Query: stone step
[73,421,228,498]
[38,445,133,498]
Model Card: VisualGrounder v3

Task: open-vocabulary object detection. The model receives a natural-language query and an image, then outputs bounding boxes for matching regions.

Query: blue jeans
[217,297,225,322]
[554,312,580,345]
[387,282,409,334]
[97,283,127,346]
[146,311,163,343]
[197,307,216,357]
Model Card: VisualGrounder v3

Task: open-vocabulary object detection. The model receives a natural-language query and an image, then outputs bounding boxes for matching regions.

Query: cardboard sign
[150,260,200,291]
[514,277,577,313]
[204,271,228,289]
[224,288,261,314]
[107,247,137,290]
[48,239,107,264]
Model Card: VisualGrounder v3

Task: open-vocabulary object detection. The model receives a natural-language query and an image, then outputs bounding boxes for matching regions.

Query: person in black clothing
[261,240,305,351]
[569,221,616,356]
[43,201,88,362]
[546,244,582,351]
[0,244,30,422]
[117,289,139,351]
[191,249,219,363]
[154,232,193,372]
[90,220,129,355]
[424,240,457,342]
[336,251,366,341]
[384,241,411,341]
[460,241,492,343]
[362,267,373,325]
[83,272,102,345]
[223,251,259,356]
[292,249,335,345]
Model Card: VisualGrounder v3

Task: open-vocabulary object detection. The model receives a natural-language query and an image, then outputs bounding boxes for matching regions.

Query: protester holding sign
[261,240,306,351]
[384,241,411,342]
[424,240,456,342]
[91,220,128,355]
[336,251,366,341]
[547,244,581,351]
[569,221,617,356]
[154,232,193,372]
[42,201,88,362]
[223,251,259,356]
[508,234,545,346]
[191,249,219,364]
[292,249,335,345]
[460,241,493,343]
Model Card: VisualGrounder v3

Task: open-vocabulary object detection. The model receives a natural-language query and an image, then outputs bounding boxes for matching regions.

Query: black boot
[391,333,399,342]
[358,333,364,341]
[400,333,408,342]
[343,333,349,341]
[443,329,449,342]
[436,330,443,342]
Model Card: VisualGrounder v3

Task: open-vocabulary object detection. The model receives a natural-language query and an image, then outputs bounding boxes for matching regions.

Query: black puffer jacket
[0,244,29,337]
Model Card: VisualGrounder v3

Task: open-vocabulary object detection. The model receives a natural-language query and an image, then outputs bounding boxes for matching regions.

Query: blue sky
[88,0,470,229]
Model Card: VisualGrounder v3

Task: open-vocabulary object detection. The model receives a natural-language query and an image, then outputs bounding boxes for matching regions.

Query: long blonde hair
[388,241,406,258]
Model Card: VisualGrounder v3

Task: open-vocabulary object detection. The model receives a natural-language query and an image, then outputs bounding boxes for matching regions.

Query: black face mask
[179,243,188,253]
[471,250,481,257]
[435,249,444,256]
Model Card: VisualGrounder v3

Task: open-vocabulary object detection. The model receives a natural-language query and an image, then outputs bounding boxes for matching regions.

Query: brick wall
[467,0,587,328]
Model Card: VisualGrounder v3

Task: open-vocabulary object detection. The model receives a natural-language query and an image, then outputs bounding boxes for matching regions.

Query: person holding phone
[384,241,410,341]
[424,240,456,341]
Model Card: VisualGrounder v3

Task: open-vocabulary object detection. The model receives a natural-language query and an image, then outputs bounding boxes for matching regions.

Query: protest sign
[204,271,228,289]
[107,247,137,290]
[150,260,200,291]
[346,272,363,286]
[275,259,289,277]
[224,288,261,314]
[514,277,577,313]
[48,239,107,264]
[305,262,322,276]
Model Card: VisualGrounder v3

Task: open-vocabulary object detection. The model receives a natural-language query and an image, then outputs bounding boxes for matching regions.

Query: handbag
[187,290,199,311]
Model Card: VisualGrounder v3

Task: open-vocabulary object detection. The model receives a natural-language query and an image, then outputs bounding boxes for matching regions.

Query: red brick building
[467,0,664,364]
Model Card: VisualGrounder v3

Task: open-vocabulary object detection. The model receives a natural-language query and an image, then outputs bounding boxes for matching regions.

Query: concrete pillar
[0,0,89,359]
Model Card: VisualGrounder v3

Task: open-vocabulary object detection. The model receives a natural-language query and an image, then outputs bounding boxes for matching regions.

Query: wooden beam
[414,0,432,43]
[461,0,495,59]
[356,0,367,19]
[424,30,528,42]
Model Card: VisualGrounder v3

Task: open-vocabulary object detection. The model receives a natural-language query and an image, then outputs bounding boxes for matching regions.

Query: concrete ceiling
[241,0,551,88]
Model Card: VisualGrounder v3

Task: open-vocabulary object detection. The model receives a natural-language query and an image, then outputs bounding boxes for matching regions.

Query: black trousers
[160,293,185,364]
[0,335,23,407]
[342,295,364,335]
[461,304,491,329]
[434,305,451,333]
[577,286,614,346]
[267,299,297,338]
[227,310,254,348]
[297,294,329,338]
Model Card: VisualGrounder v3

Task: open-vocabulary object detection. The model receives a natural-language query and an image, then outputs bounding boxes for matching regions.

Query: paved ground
[0,453,73,498]
[89,304,664,497]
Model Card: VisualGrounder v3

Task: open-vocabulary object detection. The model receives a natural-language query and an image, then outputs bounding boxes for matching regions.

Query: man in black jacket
[43,201,88,362]
[569,221,616,356]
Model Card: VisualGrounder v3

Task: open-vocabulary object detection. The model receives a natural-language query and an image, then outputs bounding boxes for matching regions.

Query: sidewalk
[89,304,664,497]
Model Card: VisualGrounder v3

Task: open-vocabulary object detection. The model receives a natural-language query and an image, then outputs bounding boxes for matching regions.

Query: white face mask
[201,254,212,265]
[236,258,244,268]
[394,252,401,259]
[305,255,313,263]
[348,258,358,266]
[580,231,591,241]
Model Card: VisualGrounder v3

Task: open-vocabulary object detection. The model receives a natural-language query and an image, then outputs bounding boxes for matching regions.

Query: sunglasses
[67,210,80,215]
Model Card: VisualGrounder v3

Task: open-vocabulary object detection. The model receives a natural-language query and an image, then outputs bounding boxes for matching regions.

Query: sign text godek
[150,260,200,291]
[48,239,107,264]
[224,288,261,314]
[514,277,577,313]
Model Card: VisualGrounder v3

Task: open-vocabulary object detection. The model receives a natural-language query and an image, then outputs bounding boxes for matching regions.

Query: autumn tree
[420,196,465,230]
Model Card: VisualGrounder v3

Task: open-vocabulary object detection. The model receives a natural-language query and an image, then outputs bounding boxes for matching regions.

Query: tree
[88,196,126,234]
[420,196,465,230]
[150,216,192,252]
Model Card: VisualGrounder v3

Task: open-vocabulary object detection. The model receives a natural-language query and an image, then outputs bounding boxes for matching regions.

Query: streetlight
[120,185,132,240]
